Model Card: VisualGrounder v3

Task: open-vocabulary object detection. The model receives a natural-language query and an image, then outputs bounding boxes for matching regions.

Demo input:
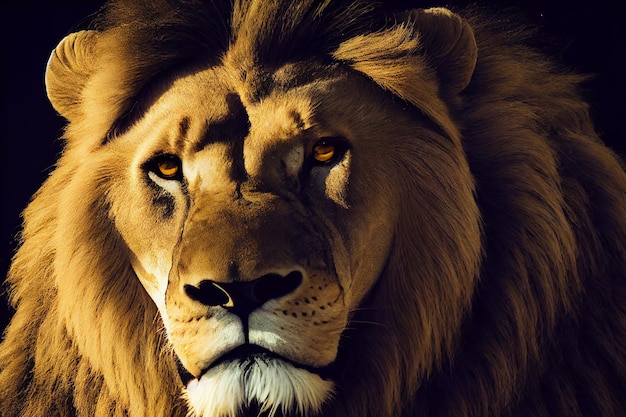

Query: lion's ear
[45,30,99,122]
[407,8,477,94]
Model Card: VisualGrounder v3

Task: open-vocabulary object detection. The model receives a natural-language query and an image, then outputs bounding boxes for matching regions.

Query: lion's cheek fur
[28,153,183,414]
[322,123,483,416]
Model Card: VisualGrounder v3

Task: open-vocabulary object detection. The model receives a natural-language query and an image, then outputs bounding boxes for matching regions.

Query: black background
[1,0,625,332]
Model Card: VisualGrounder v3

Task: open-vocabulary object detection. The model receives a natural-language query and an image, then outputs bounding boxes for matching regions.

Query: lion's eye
[313,139,346,164]
[157,160,179,178]
[151,155,182,180]
[313,144,335,163]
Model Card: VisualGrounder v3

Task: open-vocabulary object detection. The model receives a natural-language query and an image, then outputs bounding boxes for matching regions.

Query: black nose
[184,270,303,318]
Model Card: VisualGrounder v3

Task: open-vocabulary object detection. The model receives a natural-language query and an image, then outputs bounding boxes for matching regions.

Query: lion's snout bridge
[184,271,303,319]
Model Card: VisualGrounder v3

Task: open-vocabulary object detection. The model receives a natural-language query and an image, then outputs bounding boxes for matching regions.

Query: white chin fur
[184,357,334,417]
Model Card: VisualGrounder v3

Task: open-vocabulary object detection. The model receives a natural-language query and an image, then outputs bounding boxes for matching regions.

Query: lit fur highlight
[185,359,333,417]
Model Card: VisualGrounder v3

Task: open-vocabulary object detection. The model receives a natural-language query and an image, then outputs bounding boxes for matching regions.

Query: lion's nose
[184,271,303,318]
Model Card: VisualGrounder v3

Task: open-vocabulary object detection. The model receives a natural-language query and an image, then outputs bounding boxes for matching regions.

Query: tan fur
[1,1,625,417]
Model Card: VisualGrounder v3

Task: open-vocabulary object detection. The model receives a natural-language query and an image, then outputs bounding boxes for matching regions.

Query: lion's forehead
[148,64,334,139]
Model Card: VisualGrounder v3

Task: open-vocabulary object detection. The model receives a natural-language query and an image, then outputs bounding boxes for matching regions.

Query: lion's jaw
[185,356,333,417]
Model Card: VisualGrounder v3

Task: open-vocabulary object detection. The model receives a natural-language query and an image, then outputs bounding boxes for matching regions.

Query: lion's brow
[175,117,191,151]
[191,94,251,153]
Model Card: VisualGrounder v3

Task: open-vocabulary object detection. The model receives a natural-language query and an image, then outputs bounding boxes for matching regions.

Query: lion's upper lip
[176,344,282,384]
[209,344,279,368]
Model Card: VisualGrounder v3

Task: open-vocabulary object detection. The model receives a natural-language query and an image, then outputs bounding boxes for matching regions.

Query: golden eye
[156,158,180,179]
[313,142,336,163]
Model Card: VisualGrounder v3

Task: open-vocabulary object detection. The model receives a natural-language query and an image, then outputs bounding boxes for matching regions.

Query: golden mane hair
[1,1,625,416]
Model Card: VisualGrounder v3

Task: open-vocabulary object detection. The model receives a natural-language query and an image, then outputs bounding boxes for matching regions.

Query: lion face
[33,4,486,416]
[106,62,410,416]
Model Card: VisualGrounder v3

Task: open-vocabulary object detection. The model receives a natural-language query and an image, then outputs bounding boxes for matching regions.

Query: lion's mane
[1,1,625,417]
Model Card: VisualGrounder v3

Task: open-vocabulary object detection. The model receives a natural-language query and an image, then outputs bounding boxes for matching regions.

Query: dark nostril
[184,281,233,307]
[252,270,303,305]
[183,271,303,318]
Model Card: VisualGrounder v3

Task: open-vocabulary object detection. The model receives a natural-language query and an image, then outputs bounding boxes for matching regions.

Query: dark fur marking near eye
[175,116,191,152]
[180,117,190,136]
[152,193,176,219]
[193,93,250,183]
[146,177,177,219]
[193,94,250,153]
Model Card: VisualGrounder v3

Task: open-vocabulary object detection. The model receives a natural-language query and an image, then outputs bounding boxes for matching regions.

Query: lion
[1,0,625,416]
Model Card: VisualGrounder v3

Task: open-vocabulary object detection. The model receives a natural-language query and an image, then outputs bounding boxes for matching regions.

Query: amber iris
[313,143,336,163]
[157,159,180,178]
